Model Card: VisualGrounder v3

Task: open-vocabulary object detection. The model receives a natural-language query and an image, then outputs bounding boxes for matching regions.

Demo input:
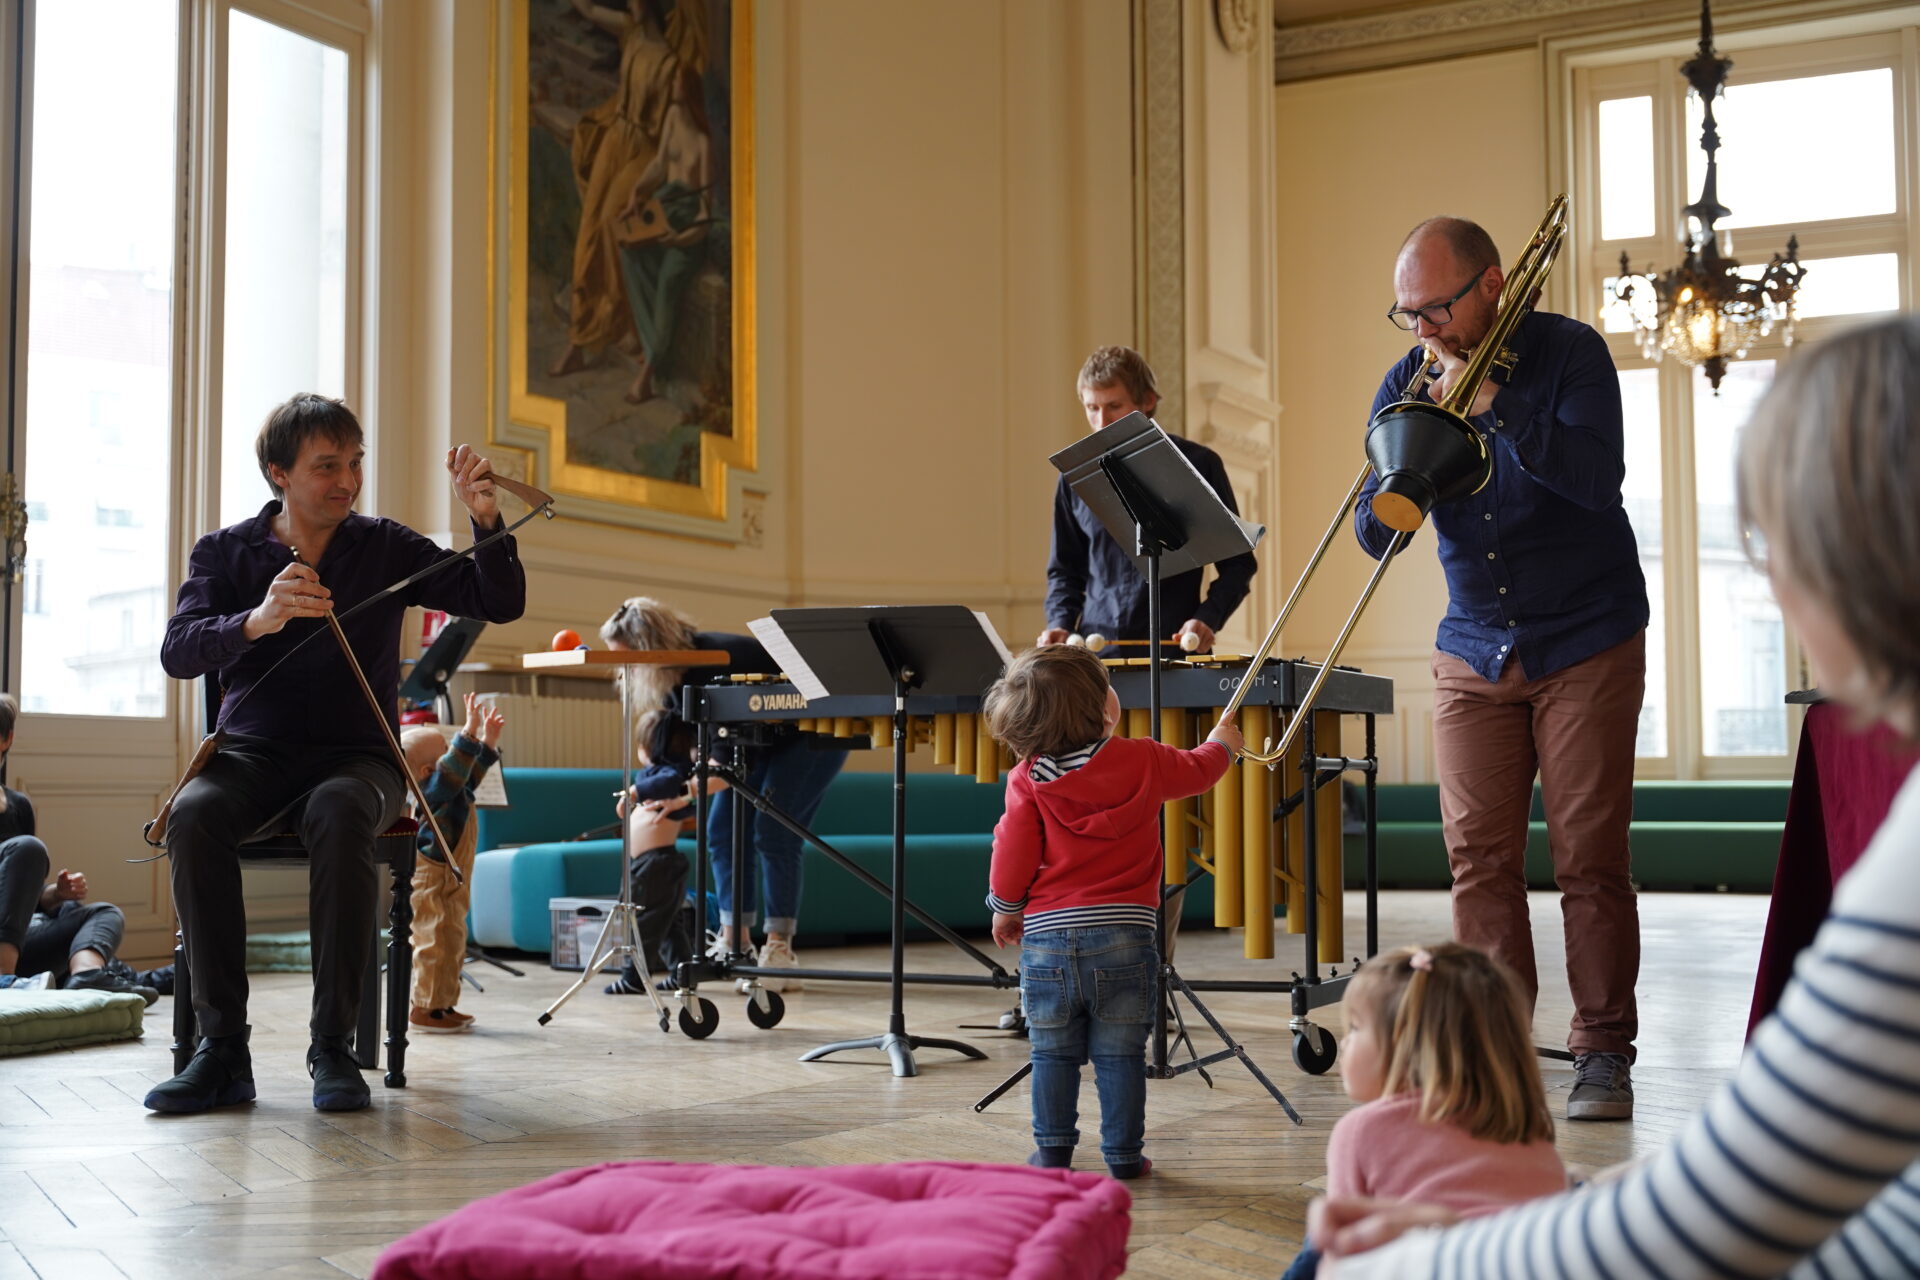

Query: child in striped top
[983,644,1240,1178]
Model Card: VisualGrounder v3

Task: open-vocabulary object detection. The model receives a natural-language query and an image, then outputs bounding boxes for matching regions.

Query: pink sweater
[1325,1092,1566,1217]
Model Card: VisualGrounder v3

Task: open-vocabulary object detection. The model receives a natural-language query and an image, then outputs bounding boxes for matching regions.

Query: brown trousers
[408,819,478,1013]
[1432,631,1645,1059]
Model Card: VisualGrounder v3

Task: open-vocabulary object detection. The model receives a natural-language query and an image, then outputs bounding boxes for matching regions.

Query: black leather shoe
[144,1029,256,1114]
[64,964,160,1007]
[307,1036,371,1112]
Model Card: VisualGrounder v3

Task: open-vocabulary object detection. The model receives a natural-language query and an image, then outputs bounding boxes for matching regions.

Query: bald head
[1392,216,1505,352]
[1399,217,1501,277]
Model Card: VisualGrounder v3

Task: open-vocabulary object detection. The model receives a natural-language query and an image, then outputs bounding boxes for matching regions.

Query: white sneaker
[754,937,803,992]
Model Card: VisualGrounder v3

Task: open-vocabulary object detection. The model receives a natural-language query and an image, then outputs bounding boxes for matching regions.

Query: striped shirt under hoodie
[1337,763,1920,1279]
[986,735,1231,935]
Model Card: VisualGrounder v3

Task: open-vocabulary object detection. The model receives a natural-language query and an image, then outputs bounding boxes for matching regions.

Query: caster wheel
[746,989,786,1029]
[678,997,720,1039]
[1292,1026,1338,1075]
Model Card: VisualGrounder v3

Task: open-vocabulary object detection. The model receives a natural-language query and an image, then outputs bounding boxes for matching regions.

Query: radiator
[448,686,625,769]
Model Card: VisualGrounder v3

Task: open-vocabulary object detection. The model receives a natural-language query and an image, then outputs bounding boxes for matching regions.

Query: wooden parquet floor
[0,890,1765,1279]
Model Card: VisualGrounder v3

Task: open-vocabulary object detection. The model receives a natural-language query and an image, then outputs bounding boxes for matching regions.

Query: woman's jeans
[1021,924,1156,1168]
[708,736,848,936]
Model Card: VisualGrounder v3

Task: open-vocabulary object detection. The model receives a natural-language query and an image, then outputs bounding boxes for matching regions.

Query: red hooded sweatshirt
[987,736,1232,933]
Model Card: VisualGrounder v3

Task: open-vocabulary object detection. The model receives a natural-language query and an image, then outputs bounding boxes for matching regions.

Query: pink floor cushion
[371,1159,1133,1280]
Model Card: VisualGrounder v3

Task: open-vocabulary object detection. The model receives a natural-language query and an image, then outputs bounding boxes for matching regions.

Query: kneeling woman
[600,598,848,990]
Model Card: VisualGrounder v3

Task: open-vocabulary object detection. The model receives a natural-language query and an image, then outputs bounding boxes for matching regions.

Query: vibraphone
[686,654,1393,967]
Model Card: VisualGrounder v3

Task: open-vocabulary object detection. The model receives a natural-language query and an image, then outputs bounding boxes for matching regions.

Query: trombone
[1223,195,1569,766]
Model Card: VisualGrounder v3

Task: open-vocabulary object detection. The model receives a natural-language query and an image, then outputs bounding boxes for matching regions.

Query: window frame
[1550,7,1920,779]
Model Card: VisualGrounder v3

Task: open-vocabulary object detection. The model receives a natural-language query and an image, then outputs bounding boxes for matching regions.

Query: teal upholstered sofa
[469,767,1221,953]
[1349,780,1788,892]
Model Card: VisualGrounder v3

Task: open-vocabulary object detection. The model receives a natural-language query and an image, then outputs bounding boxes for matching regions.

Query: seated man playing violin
[147,393,527,1114]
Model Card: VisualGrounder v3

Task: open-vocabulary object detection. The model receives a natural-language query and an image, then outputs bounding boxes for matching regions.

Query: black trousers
[0,836,128,978]
[168,737,404,1041]
[0,834,49,952]
[623,845,693,980]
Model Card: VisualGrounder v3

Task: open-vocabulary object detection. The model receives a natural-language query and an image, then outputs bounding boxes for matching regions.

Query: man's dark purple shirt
[162,501,527,752]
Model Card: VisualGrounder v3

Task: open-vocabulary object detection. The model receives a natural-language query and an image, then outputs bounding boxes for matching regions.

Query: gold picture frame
[490,0,756,538]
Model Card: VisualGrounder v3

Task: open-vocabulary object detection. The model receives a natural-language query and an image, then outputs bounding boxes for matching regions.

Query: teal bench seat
[1349,780,1788,893]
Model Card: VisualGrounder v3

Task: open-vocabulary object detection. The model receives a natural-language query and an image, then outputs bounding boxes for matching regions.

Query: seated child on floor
[401,693,504,1034]
[1283,941,1566,1279]
[604,709,726,995]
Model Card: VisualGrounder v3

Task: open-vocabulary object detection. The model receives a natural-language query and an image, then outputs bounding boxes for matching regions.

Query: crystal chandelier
[1607,0,1805,392]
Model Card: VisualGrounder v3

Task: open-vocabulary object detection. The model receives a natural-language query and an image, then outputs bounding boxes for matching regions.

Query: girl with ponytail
[1283,942,1564,1278]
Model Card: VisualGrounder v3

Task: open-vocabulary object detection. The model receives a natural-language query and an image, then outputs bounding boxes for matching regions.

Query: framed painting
[492,0,758,539]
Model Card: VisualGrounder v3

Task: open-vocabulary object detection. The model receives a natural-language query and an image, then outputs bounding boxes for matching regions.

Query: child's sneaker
[409,1006,475,1033]
[1108,1157,1153,1180]
[0,972,51,991]
[754,937,803,992]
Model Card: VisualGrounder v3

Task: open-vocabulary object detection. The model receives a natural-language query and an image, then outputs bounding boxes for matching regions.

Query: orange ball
[552,628,582,651]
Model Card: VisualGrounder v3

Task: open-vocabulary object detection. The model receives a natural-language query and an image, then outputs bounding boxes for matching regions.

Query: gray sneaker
[1567,1051,1634,1121]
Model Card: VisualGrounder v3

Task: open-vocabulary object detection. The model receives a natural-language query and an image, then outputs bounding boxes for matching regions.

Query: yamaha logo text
[748,693,809,712]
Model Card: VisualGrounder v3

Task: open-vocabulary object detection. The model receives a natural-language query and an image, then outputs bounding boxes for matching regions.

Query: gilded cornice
[1271,0,1859,82]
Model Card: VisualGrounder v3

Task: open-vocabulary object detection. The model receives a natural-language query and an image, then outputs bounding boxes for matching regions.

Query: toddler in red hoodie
[984,644,1241,1178]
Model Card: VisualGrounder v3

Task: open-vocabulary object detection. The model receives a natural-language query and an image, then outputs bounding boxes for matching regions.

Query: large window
[219,10,350,529]
[21,1,180,717]
[17,1,364,721]
[1572,26,1916,775]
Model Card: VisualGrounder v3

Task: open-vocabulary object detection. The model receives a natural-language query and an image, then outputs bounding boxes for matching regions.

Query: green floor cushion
[0,990,145,1056]
[246,930,313,972]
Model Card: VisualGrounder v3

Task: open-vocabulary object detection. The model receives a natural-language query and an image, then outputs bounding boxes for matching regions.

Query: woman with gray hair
[1314,314,1920,1278]
[600,598,848,991]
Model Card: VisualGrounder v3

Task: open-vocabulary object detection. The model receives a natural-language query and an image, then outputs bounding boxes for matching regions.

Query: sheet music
[971,611,1013,665]
[749,615,830,701]
[473,763,510,809]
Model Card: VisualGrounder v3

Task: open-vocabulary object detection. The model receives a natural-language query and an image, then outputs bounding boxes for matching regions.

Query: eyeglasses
[1386,266,1489,331]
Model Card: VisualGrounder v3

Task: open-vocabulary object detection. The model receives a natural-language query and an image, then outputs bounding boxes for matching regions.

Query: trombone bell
[1364,400,1493,532]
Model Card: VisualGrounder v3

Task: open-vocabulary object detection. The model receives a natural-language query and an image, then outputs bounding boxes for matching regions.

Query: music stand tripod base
[536,890,672,1035]
[756,605,1005,1078]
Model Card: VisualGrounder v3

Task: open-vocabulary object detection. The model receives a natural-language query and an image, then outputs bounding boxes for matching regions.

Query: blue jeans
[1021,924,1156,1168]
[708,736,848,935]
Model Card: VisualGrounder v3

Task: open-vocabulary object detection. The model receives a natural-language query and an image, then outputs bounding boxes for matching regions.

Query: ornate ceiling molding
[1272,0,1800,82]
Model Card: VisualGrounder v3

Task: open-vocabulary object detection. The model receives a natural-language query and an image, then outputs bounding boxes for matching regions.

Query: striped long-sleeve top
[1333,764,1920,1278]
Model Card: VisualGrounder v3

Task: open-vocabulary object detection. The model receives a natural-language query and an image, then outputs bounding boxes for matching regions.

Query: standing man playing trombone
[1356,217,1648,1121]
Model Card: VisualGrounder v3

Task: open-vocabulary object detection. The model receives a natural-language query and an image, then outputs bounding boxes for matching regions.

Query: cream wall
[1273,48,1546,782]
[382,0,1134,668]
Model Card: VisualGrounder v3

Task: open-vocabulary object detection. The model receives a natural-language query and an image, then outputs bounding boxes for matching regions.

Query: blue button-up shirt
[162,502,527,751]
[1046,434,1258,640]
[1354,310,1648,683]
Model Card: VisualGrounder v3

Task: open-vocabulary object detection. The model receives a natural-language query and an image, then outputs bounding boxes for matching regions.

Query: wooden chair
[170,678,421,1087]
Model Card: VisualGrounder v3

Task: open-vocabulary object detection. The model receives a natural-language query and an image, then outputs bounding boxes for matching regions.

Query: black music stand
[399,616,486,724]
[762,606,1004,1076]
[978,413,1299,1118]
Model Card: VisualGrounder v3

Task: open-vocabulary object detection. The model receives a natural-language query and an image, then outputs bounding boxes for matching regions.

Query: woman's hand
[1308,1195,1460,1267]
